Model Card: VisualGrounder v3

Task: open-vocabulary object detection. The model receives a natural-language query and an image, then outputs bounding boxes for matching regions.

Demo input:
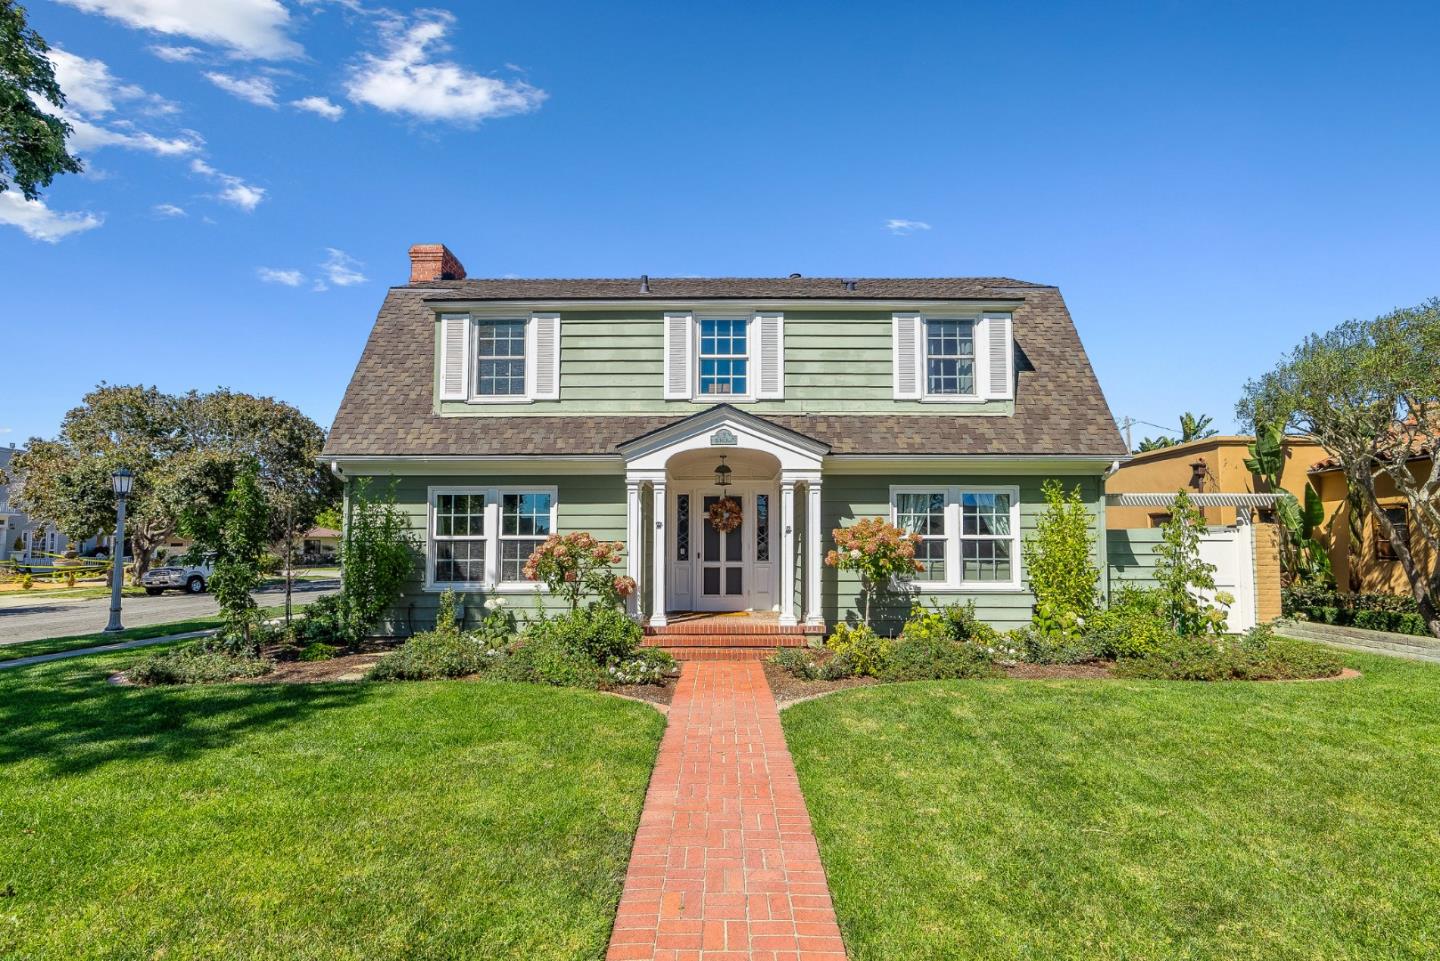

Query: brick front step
[643,619,825,636]
[658,647,781,661]
[642,633,810,648]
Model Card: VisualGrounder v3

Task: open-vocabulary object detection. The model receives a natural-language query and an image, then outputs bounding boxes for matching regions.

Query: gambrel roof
[324,278,1126,460]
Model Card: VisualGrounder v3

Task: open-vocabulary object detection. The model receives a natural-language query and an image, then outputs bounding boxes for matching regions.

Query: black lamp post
[104,467,133,633]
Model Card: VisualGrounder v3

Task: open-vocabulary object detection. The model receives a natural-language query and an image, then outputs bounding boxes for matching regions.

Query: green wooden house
[323,244,1127,643]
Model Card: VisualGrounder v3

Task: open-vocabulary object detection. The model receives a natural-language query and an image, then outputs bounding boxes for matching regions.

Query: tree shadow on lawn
[0,656,372,778]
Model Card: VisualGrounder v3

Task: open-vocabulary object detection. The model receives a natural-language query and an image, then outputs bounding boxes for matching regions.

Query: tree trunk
[1354,471,1440,638]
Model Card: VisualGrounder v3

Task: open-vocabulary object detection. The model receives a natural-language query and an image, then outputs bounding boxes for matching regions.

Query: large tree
[1239,299,1440,637]
[1,0,82,199]
[9,385,334,581]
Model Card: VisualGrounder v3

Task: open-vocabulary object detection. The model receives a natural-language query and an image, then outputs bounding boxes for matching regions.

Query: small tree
[1244,421,1333,586]
[1154,490,1229,636]
[824,517,922,627]
[180,466,270,654]
[1022,479,1099,635]
[523,532,635,609]
[338,479,417,642]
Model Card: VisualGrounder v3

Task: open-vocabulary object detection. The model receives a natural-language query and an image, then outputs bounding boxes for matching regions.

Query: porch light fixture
[713,455,732,489]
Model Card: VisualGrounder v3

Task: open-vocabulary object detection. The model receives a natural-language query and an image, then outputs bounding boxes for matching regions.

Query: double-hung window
[429,485,558,590]
[925,319,976,397]
[475,319,527,397]
[697,318,749,397]
[1375,506,1410,561]
[889,485,1021,590]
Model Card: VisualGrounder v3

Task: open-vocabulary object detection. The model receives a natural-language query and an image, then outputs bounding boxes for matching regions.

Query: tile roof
[324,279,1126,460]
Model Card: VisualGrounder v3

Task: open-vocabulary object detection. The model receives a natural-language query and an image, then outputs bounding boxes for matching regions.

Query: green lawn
[0,616,222,662]
[0,651,665,960]
[784,650,1440,961]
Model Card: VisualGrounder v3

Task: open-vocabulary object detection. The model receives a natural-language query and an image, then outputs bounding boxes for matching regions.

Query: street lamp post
[104,468,134,633]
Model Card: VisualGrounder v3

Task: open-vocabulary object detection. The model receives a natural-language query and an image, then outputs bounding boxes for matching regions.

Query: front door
[699,494,745,609]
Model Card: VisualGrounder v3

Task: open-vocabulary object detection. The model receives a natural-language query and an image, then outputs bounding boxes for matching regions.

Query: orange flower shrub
[824,517,923,625]
[523,532,636,609]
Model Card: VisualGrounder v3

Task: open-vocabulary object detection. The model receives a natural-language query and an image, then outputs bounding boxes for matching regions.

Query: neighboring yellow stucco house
[1309,454,1436,595]
[1105,436,1330,529]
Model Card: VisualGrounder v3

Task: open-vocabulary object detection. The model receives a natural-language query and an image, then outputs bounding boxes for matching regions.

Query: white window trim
[918,315,985,404]
[888,484,1022,591]
[469,315,532,404]
[693,312,756,403]
[426,484,558,593]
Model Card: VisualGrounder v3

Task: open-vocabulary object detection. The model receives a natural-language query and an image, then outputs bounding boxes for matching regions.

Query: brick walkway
[607,661,847,961]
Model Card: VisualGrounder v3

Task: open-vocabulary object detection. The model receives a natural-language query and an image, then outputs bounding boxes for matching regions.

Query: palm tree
[1179,412,1218,442]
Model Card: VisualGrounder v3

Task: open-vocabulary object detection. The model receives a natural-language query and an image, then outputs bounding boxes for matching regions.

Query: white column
[779,480,797,626]
[625,480,643,620]
[650,480,668,627]
[805,481,824,626]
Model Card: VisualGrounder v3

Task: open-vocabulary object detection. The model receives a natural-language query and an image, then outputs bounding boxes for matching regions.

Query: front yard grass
[784,649,1440,961]
[0,616,224,662]
[0,650,665,960]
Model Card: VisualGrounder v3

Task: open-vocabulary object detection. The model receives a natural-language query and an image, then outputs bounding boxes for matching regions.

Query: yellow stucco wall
[1312,458,1435,595]
[1105,436,1331,529]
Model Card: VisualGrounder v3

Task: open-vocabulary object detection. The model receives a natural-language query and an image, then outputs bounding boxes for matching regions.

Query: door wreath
[707,496,743,534]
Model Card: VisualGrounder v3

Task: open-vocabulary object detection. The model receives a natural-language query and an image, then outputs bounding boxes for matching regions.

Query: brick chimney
[408,243,466,283]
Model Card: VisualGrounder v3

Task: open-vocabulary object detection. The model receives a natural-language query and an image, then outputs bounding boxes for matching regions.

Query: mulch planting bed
[763,661,879,706]
[1003,661,1116,680]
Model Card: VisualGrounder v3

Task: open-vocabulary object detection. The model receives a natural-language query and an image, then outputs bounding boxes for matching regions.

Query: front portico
[618,405,827,628]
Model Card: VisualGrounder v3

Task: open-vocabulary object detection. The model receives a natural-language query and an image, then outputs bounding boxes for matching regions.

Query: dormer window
[698,318,750,397]
[475,319,527,397]
[925,319,976,396]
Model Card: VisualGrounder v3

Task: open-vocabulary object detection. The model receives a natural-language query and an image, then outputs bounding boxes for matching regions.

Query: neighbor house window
[429,486,558,589]
[698,318,749,396]
[432,492,486,586]
[894,491,947,582]
[925,319,975,396]
[1375,506,1410,561]
[890,485,1021,589]
[475,319,527,397]
[500,491,553,582]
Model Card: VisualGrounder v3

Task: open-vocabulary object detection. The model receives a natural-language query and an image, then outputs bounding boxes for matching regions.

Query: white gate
[1196,517,1256,633]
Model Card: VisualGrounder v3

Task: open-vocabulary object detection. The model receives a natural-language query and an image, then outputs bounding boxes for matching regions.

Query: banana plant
[1246,421,1334,586]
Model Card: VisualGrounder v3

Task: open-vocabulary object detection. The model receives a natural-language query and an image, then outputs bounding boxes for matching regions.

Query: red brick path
[607,661,848,961]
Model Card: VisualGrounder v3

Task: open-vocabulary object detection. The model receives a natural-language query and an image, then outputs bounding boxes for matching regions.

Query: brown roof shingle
[324,278,1125,459]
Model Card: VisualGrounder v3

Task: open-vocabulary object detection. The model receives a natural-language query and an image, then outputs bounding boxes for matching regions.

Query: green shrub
[130,648,273,685]
[1007,626,1099,665]
[605,648,676,686]
[937,600,1001,645]
[900,606,955,645]
[291,593,354,646]
[825,622,893,676]
[258,552,283,576]
[1282,587,1425,635]
[880,634,998,681]
[367,629,496,681]
[1114,625,1344,681]
[298,642,340,662]
[769,646,856,681]
[496,634,608,689]
[1085,589,1176,658]
[526,605,641,663]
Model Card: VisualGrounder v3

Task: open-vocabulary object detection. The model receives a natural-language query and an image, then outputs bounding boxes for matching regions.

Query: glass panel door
[700,494,744,600]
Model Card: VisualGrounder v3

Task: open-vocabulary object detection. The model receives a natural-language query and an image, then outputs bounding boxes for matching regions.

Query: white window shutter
[530,312,561,400]
[892,313,922,399]
[755,311,784,399]
[663,312,693,400]
[984,313,1014,400]
[439,313,470,400]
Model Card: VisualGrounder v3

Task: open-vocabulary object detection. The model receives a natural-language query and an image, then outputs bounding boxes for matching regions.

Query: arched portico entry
[617,405,827,628]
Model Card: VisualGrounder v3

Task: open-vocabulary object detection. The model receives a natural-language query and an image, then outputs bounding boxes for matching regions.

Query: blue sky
[3,0,1438,447]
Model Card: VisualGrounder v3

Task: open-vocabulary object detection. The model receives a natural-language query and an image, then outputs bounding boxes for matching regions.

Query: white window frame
[888,484,1022,591]
[426,484,559,592]
[919,315,982,403]
[693,313,754,402]
[470,316,530,403]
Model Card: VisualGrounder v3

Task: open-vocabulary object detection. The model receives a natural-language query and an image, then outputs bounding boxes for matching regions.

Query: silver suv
[141,556,214,595]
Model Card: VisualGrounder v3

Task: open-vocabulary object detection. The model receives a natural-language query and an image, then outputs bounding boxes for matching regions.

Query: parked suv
[141,556,214,595]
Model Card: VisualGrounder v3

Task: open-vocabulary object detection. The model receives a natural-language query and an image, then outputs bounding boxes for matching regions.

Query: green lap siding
[436,310,1013,417]
[1106,528,1165,590]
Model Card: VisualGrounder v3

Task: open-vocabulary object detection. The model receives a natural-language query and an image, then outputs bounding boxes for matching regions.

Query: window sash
[474,319,527,397]
[498,491,553,583]
[890,486,1020,590]
[429,486,557,589]
[925,319,976,396]
[697,318,750,397]
[1376,506,1409,560]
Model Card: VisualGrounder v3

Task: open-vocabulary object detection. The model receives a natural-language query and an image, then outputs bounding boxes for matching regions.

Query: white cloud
[153,202,187,217]
[149,43,202,62]
[291,95,344,120]
[204,72,279,107]
[45,49,199,156]
[190,159,266,211]
[0,427,12,435]
[885,219,932,235]
[54,0,302,60]
[320,247,366,286]
[345,11,546,123]
[258,267,305,286]
[0,192,104,242]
